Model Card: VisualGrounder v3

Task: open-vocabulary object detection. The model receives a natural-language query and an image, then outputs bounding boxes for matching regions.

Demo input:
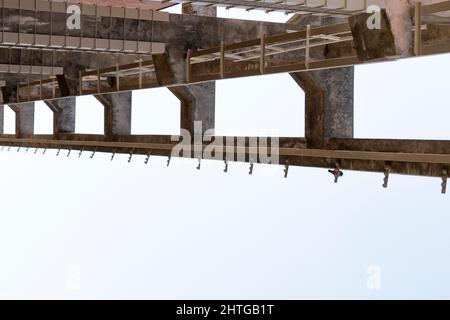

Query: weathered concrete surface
[0,9,312,104]
[9,103,34,137]
[95,92,132,138]
[169,83,215,135]
[291,68,354,148]
[288,14,354,148]
[349,9,397,60]
[45,98,76,136]
[166,2,216,136]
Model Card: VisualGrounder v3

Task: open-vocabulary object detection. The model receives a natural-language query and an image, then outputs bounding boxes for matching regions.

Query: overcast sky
[0,6,449,299]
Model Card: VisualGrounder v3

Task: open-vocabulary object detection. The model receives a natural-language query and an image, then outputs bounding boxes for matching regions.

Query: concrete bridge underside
[1,0,450,189]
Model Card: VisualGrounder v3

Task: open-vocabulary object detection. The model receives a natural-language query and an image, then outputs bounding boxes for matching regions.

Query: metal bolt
[144,153,151,164]
[442,169,448,195]
[383,165,391,188]
[284,161,289,178]
[328,162,343,183]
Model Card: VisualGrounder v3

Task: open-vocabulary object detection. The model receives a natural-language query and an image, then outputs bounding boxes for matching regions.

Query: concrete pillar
[9,103,34,137]
[291,67,354,149]
[95,92,132,138]
[167,3,216,136]
[385,0,413,57]
[45,97,76,136]
[169,84,215,135]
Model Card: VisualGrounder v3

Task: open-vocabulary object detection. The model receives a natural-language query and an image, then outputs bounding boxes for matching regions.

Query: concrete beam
[9,103,34,137]
[291,67,354,149]
[45,97,76,136]
[95,92,132,138]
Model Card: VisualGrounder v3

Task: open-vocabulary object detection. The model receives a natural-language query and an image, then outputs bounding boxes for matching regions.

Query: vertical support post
[186,49,191,83]
[95,92,132,139]
[414,2,422,57]
[116,63,120,91]
[52,76,56,99]
[290,67,354,148]
[260,34,266,75]
[305,24,311,69]
[79,71,83,95]
[220,40,225,79]
[97,68,101,94]
[138,59,143,89]
[45,97,76,137]
[10,103,35,137]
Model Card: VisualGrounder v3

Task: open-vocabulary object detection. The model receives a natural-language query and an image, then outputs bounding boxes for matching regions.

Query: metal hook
[7,146,10,151]
[196,157,201,170]
[78,150,83,158]
[249,161,254,175]
[284,161,290,178]
[111,151,116,161]
[224,159,228,173]
[144,153,151,164]
[26,147,29,153]
[67,149,71,157]
[34,148,38,154]
[328,162,343,183]
[383,165,391,188]
[90,150,96,159]
[17,147,21,153]
[128,152,133,163]
[442,169,448,194]
[167,155,171,167]
[42,148,47,155]
[56,148,61,156]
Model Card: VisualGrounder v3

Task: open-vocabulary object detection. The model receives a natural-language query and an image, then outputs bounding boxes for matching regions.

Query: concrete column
[169,84,215,135]
[45,97,76,136]
[291,67,354,149]
[167,3,216,136]
[95,92,132,138]
[9,103,35,137]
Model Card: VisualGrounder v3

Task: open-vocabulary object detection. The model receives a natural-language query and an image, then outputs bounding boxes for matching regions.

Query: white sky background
[0,6,450,299]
